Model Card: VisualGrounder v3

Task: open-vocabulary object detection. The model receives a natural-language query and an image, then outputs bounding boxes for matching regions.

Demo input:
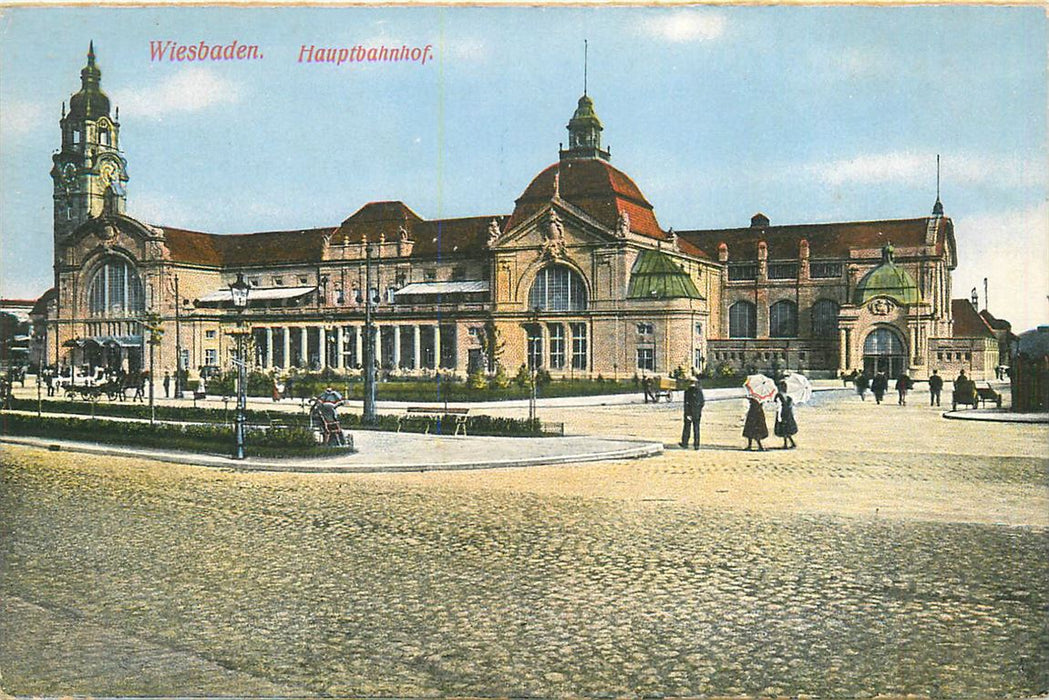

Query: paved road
[1,388,1046,698]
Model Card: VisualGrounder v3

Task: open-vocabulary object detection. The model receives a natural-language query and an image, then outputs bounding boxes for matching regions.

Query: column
[539,323,549,369]
[265,327,273,370]
[320,327,328,370]
[839,328,848,371]
[335,326,344,369]
[434,324,442,369]
[282,326,291,370]
[393,325,402,369]
[299,326,308,368]
[355,325,363,368]
[413,325,421,370]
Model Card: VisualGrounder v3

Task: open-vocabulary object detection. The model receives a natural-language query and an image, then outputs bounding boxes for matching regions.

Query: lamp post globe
[229,272,250,460]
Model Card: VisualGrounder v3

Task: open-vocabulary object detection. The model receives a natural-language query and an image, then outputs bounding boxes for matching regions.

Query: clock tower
[51,42,128,245]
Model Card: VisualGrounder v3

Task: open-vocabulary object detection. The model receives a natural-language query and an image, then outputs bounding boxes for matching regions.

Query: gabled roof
[627,249,703,300]
[979,309,1012,332]
[333,202,508,258]
[952,299,997,338]
[677,216,952,261]
[507,160,664,240]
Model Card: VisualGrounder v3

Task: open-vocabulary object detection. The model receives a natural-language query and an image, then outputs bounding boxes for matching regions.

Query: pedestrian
[928,369,943,407]
[871,371,888,404]
[45,366,55,397]
[896,371,911,405]
[679,378,705,449]
[854,371,870,401]
[774,381,798,449]
[742,396,768,451]
[163,371,171,398]
[642,376,654,404]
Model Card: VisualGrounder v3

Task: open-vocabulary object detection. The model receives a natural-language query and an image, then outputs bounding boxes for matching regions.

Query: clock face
[62,163,77,186]
[98,161,116,185]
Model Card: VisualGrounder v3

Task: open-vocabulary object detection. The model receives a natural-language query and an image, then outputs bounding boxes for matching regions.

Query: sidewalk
[1,430,662,473]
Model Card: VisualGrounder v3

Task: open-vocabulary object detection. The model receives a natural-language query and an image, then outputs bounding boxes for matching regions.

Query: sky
[1,5,1046,330]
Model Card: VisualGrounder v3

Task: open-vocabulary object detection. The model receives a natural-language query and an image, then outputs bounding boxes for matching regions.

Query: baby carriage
[309,394,347,446]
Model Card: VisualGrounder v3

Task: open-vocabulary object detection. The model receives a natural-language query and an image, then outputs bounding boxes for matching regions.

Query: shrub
[467,367,488,390]
[535,369,552,388]
[491,363,511,389]
[514,364,531,388]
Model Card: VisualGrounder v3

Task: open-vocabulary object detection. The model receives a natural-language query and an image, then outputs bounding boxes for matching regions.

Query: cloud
[640,10,727,43]
[807,151,1045,190]
[112,67,241,118]
[0,99,45,138]
[953,203,1049,331]
[445,37,488,62]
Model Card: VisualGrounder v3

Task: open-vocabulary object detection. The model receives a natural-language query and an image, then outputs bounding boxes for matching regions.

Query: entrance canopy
[196,286,314,308]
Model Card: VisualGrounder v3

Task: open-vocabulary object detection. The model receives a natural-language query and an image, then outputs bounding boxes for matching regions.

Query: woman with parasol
[742,374,774,451]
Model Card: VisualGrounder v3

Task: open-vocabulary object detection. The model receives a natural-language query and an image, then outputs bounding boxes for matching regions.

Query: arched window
[863,327,904,355]
[528,265,587,311]
[811,299,839,339]
[729,301,756,338]
[769,300,798,338]
[87,257,145,317]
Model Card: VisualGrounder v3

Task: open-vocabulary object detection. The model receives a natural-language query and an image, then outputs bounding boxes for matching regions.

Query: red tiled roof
[162,226,333,267]
[953,299,996,338]
[506,160,664,240]
[677,217,951,261]
[334,202,509,257]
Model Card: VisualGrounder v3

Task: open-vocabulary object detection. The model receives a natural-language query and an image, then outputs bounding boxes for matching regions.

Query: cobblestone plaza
[1,389,1047,697]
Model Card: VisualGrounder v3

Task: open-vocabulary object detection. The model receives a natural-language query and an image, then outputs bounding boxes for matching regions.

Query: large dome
[506,159,664,239]
[854,260,920,305]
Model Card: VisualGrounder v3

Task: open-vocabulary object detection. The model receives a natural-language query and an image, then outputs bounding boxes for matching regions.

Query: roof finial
[88,40,96,66]
[584,40,588,96]
[933,154,944,216]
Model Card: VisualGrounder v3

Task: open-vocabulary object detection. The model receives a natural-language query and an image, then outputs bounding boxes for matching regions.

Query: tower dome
[68,42,111,120]
[854,244,920,305]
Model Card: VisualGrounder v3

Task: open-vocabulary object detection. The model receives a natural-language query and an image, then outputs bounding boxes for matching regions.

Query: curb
[942,410,1048,425]
[0,435,664,474]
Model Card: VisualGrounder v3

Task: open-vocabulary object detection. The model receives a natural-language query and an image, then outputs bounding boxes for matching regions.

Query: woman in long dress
[775,381,798,449]
[742,396,768,451]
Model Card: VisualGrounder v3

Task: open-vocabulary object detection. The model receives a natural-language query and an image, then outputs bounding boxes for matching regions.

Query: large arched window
[863,327,905,355]
[728,301,757,338]
[769,300,798,338]
[528,265,587,311]
[811,299,839,339]
[88,256,145,317]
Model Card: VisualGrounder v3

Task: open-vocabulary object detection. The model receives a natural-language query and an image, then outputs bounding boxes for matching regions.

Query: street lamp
[359,245,378,425]
[142,312,165,425]
[229,272,251,460]
[528,307,541,425]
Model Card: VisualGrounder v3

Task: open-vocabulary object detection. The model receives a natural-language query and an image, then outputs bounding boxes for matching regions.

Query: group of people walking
[677,377,799,452]
[848,368,970,407]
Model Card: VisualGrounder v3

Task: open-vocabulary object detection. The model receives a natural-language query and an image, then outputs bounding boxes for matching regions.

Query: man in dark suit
[928,369,943,406]
[680,378,706,449]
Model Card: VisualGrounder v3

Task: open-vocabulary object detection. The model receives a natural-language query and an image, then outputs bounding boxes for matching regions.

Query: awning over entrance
[87,335,143,347]
[196,286,315,304]
[395,281,490,296]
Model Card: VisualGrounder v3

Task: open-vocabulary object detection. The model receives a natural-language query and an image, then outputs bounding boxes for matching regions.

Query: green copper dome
[628,249,703,300]
[854,246,920,305]
[568,95,603,130]
[68,42,111,121]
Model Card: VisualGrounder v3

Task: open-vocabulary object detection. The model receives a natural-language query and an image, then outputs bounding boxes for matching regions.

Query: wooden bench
[399,406,470,436]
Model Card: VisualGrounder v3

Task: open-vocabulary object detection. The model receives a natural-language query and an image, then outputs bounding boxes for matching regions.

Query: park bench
[399,406,470,436]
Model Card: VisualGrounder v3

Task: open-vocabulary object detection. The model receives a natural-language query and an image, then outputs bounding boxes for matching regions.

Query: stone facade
[38,47,990,384]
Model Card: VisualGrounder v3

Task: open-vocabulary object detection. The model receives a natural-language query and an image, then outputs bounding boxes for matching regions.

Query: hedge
[0,413,328,458]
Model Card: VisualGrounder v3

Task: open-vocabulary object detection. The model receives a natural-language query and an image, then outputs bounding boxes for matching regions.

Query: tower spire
[932,154,944,216]
[584,39,588,96]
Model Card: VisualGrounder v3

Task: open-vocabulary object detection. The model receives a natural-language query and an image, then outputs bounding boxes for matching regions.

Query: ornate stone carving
[616,210,630,239]
[398,224,411,242]
[540,209,567,260]
[868,298,896,316]
[486,218,501,247]
[99,223,118,241]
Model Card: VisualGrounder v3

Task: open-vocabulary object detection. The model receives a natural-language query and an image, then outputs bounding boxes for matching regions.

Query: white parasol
[743,374,779,404]
[780,372,813,404]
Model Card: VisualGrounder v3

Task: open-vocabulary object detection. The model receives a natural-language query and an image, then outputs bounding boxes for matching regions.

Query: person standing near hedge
[679,378,705,449]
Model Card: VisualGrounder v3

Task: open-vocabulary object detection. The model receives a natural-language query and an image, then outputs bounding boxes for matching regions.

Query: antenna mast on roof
[937,154,940,200]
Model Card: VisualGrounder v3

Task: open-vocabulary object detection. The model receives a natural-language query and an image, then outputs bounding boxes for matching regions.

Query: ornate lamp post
[360,245,378,425]
[229,272,251,460]
[142,311,165,425]
[528,307,541,425]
